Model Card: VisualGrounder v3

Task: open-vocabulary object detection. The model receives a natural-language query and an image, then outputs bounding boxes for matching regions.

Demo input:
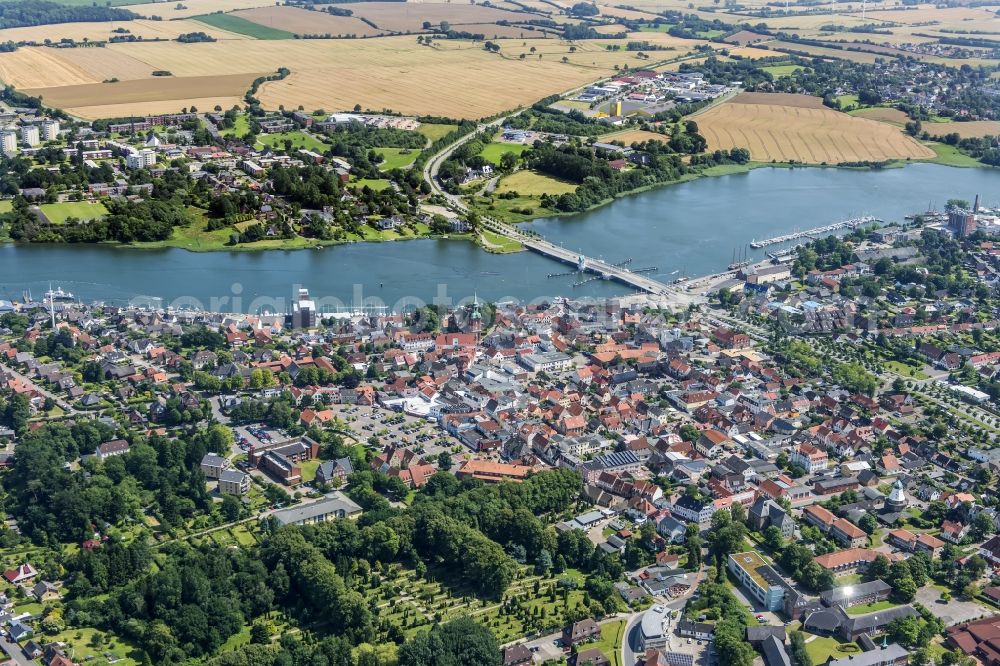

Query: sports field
[37,201,108,225]
[696,93,935,164]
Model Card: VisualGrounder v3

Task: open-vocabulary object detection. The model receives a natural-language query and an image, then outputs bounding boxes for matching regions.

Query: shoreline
[1,150,993,256]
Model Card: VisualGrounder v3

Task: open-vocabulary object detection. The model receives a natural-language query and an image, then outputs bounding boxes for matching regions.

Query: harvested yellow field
[0,37,648,119]
[66,96,243,119]
[451,23,553,38]
[852,107,909,126]
[854,6,998,26]
[0,47,95,88]
[127,0,278,19]
[24,73,264,113]
[725,46,777,59]
[326,2,529,32]
[0,18,249,44]
[233,6,386,37]
[696,94,935,164]
[769,40,880,63]
[924,120,1000,138]
[601,129,668,144]
[45,47,164,83]
[597,5,659,20]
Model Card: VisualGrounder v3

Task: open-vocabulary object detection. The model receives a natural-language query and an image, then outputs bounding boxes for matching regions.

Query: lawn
[479,229,523,253]
[373,147,420,171]
[885,360,929,379]
[479,142,531,165]
[416,123,458,142]
[352,178,392,191]
[803,635,860,665]
[49,626,140,666]
[924,141,983,167]
[299,460,320,483]
[0,200,11,214]
[762,64,802,77]
[837,94,860,108]
[588,619,625,666]
[38,201,108,224]
[193,13,295,39]
[845,600,897,615]
[256,130,327,153]
[220,114,250,137]
[496,170,576,196]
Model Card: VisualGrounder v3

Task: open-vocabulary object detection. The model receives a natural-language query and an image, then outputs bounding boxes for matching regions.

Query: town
[1,198,1000,665]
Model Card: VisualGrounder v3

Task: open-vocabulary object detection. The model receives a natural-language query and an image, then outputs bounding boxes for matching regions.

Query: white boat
[45,286,74,301]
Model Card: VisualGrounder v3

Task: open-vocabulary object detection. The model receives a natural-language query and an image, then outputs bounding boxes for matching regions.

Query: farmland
[23,72,265,120]
[193,12,295,39]
[497,170,576,196]
[126,0,278,20]
[232,6,386,38]
[0,36,654,119]
[0,18,250,44]
[324,2,531,33]
[695,93,935,164]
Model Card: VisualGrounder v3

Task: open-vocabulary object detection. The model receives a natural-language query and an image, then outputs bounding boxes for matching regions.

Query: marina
[749,216,878,248]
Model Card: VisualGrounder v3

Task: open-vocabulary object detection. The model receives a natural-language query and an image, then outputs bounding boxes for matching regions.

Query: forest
[0,0,136,29]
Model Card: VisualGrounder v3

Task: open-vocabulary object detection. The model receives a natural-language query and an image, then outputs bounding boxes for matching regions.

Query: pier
[750,216,878,249]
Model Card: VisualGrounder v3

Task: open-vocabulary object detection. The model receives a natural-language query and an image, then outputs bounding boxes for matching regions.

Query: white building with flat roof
[1,131,17,157]
[20,125,39,147]
[40,120,59,141]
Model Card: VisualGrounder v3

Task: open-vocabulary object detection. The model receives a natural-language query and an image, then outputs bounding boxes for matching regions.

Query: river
[1,163,998,313]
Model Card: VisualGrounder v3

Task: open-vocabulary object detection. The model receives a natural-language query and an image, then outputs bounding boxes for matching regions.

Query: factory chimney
[974,194,980,213]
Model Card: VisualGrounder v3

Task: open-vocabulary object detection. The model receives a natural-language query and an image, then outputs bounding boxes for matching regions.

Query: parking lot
[327,404,456,458]
[915,586,994,626]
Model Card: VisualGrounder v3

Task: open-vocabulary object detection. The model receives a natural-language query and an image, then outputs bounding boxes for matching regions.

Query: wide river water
[1,163,998,313]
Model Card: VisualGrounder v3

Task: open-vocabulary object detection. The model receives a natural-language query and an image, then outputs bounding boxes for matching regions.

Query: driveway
[915,586,993,626]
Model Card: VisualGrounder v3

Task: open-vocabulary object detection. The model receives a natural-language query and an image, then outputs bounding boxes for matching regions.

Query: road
[622,595,692,666]
[0,635,31,666]
[0,362,77,414]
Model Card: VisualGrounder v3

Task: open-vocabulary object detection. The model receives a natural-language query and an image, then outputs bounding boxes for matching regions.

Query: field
[851,107,910,126]
[416,123,457,141]
[193,12,295,39]
[924,120,1000,138]
[327,2,531,32]
[37,201,108,224]
[23,72,265,120]
[762,64,802,78]
[769,40,881,64]
[600,129,669,144]
[374,147,420,170]
[127,0,278,19]
[0,37,652,119]
[256,130,329,153]
[0,18,250,44]
[233,6,387,37]
[695,93,936,164]
[479,142,531,165]
[496,170,576,195]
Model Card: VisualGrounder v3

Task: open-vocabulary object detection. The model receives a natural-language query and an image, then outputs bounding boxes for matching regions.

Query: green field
[220,114,250,137]
[352,178,392,191]
[924,141,983,167]
[762,64,803,77]
[373,147,420,171]
[885,360,929,379]
[638,23,674,32]
[803,635,860,665]
[256,130,328,153]
[38,201,108,224]
[416,123,458,142]
[479,142,531,165]
[837,94,860,108]
[497,170,576,196]
[479,229,523,253]
[0,200,12,214]
[193,13,294,39]
[845,600,897,615]
[588,619,625,666]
